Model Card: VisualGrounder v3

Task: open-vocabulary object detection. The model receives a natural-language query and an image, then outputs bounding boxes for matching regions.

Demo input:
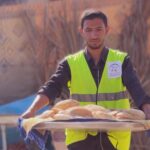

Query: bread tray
[34,118,150,132]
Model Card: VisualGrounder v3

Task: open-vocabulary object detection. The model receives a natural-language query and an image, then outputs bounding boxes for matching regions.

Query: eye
[96,28,103,31]
[85,28,92,32]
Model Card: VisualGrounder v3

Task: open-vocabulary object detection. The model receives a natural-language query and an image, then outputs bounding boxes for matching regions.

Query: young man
[22,9,150,150]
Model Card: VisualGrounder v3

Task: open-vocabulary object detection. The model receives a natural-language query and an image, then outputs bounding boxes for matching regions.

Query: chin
[88,45,102,50]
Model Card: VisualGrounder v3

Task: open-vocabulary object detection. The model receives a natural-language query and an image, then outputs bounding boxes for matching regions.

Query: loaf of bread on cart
[37,99,146,120]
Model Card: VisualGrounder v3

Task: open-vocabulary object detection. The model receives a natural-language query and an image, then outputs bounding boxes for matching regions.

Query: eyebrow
[85,26,104,29]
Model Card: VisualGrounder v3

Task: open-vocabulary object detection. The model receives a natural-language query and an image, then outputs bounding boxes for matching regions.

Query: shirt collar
[84,47,109,63]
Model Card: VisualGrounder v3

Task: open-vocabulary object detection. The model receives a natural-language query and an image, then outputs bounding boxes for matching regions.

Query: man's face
[80,18,109,50]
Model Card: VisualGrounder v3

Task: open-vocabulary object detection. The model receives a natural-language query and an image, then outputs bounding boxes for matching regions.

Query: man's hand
[142,104,150,119]
[21,109,35,119]
[20,94,50,119]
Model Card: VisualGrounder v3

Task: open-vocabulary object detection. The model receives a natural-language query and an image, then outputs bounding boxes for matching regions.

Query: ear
[105,26,110,34]
[78,27,83,36]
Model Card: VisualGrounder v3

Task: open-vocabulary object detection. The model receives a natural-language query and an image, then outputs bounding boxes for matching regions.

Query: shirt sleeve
[37,58,71,102]
[122,56,150,108]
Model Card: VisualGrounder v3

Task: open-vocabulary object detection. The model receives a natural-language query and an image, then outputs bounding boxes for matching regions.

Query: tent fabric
[0,94,49,115]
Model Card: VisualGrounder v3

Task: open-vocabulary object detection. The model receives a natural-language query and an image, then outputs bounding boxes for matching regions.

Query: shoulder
[109,48,127,56]
[109,48,127,55]
[65,50,84,61]
[56,58,70,70]
[58,58,68,66]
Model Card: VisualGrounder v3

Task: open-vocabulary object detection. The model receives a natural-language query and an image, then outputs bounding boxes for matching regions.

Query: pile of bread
[37,99,146,121]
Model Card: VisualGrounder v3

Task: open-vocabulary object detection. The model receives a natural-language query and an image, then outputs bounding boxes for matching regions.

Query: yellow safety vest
[66,49,131,150]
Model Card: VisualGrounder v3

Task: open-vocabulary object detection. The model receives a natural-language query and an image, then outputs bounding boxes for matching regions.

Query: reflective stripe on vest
[66,49,131,150]
[71,91,128,102]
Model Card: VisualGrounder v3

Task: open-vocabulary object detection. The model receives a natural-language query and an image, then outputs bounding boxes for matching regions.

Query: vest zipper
[96,68,100,105]
[99,133,104,150]
[97,68,105,150]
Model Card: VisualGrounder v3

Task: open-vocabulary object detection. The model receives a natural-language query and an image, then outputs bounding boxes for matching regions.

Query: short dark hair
[80,9,108,28]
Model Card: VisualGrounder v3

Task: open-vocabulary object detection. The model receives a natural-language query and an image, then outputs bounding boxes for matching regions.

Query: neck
[87,46,104,65]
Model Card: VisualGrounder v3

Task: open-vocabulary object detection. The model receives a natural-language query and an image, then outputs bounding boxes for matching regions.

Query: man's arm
[21,94,50,118]
[21,59,71,119]
[122,56,150,119]
[142,104,150,119]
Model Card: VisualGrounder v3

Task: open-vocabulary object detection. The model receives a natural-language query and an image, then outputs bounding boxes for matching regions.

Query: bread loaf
[53,113,73,120]
[92,111,115,120]
[37,110,56,119]
[125,109,145,119]
[84,104,108,112]
[114,109,145,120]
[65,106,93,118]
[53,99,80,110]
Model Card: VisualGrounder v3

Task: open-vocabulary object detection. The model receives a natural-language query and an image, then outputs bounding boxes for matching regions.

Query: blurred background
[0,0,149,149]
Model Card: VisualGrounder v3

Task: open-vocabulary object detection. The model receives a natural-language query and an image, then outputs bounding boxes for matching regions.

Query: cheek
[82,33,90,40]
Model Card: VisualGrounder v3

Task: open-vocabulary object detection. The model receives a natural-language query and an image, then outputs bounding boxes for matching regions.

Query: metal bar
[1,125,7,150]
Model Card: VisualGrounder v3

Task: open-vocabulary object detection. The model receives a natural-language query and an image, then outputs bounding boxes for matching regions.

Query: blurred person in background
[21,9,150,150]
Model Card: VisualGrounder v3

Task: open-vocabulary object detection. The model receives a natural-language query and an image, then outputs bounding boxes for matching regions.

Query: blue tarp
[0,94,36,114]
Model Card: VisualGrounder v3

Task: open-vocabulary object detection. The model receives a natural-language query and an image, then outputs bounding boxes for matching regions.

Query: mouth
[89,39,101,43]
[90,39,99,42]
[89,40,100,45]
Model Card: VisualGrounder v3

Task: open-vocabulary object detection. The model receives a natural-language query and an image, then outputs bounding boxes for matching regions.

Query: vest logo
[108,62,122,78]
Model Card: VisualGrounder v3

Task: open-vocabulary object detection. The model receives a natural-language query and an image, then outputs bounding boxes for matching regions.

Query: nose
[91,30,98,38]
